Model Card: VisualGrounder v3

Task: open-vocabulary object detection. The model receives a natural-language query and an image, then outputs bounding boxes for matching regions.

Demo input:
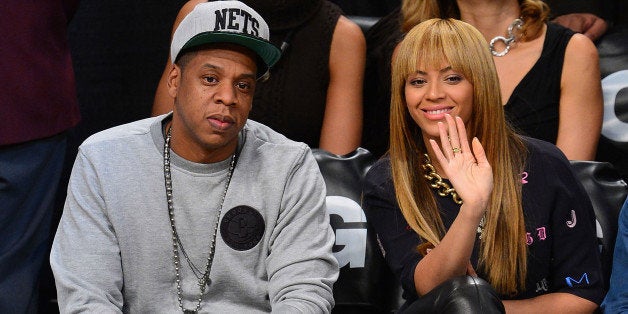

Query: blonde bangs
[396,19,479,85]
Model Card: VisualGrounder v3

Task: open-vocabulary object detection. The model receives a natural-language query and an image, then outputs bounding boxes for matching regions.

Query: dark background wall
[67,0,186,146]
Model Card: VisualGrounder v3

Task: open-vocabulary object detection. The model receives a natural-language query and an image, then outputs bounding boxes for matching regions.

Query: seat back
[569,160,628,288]
[312,148,402,313]
[347,15,380,34]
[596,27,628,181]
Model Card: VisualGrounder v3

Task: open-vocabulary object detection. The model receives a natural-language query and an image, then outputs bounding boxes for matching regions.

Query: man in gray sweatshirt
[50,1,339,313]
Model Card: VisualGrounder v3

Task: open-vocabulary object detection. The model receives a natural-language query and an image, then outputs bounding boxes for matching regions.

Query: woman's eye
[409,78,426,86]
[445,75,463,83]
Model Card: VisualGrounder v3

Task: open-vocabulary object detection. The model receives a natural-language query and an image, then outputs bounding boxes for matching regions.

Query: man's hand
[552,13,609,41]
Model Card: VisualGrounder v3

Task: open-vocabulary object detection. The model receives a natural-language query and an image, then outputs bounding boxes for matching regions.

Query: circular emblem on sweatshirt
[220,205,265,251]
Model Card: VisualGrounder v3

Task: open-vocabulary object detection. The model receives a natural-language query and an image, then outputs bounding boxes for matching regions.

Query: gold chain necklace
[421,154,486,239]
[422,154,463,204]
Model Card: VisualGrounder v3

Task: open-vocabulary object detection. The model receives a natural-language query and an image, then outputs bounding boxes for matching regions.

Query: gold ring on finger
[452,147,461,153]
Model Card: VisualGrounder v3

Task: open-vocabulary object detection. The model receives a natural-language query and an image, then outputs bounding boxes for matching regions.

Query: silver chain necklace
[164,126,236,314]
[489,18,524,57]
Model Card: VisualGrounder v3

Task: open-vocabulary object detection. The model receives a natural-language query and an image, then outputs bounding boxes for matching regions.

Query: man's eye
[236,82,251,90]
[203,76,218,84]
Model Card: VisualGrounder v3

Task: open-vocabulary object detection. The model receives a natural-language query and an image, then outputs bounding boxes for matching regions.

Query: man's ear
[167,64,181,98]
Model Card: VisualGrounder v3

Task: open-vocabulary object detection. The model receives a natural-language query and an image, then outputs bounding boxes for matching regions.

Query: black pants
[399,276,505,314]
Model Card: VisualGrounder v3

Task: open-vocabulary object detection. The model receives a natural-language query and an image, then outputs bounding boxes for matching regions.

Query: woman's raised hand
[429,114,493,212]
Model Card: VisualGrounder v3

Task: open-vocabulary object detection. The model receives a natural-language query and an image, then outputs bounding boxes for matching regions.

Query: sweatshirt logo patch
[220,205,265,251]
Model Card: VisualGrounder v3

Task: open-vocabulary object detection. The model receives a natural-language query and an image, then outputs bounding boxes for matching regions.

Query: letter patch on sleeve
[565,273,590,287]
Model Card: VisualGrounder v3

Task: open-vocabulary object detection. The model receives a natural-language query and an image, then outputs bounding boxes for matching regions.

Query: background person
[601,196,628,313]
[0,1,81,312]
[362,0,603,160]
[331,0,610,41]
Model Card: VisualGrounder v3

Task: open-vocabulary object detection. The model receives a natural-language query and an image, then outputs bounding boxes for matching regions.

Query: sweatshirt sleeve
[266,147,339,313]
[50,148,124,313]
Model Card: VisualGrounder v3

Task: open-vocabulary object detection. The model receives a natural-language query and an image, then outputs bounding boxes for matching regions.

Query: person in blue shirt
[601,196,628,313]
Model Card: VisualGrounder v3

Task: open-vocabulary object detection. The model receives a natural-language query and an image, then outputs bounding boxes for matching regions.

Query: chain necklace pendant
[477,215,486,239]
[199,275,211,288]
[489,18,524,57]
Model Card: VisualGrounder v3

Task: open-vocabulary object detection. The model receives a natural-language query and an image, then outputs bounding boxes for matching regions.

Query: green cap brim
[180,32,281,78]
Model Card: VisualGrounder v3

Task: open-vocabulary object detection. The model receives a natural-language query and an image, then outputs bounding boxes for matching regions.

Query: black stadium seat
[569,161,628,288]
[312,148,403,313]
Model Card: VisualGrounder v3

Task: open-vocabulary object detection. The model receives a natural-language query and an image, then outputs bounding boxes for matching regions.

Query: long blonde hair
[401,0,549,42]
[389,18,528,296]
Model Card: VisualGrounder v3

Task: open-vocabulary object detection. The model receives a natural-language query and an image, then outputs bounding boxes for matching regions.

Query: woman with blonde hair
[363,0,602,161]
[362,18,603,313]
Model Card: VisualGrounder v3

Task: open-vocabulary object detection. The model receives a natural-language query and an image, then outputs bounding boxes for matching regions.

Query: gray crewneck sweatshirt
[51,115,339,313]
